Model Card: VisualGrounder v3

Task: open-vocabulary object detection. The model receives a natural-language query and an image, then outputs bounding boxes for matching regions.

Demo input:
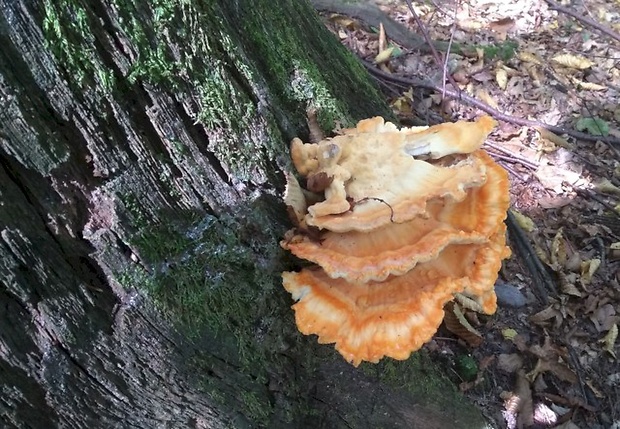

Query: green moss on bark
[42,0,392,182]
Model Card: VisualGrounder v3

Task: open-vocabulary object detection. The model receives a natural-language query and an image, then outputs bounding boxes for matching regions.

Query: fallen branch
[364,61,620,146]
[544,0,620,44]
[403,0,460,94]
[506,211,557,305]
[310,0,477,55]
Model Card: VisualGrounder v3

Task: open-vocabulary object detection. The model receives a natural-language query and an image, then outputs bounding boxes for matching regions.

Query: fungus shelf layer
[281,116,510,366]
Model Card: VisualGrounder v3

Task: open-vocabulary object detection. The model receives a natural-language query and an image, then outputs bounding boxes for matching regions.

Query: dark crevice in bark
[55,341,131,406]
[172,96,233,188]
[135,308,182,350]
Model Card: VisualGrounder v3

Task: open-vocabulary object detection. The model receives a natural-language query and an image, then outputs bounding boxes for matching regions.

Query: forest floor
[314,0,620,427]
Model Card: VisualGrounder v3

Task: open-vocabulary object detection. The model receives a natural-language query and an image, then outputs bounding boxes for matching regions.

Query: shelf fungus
[281,115,510,366]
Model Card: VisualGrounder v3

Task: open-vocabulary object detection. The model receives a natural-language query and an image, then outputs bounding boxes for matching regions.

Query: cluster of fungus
[281,115,511,366]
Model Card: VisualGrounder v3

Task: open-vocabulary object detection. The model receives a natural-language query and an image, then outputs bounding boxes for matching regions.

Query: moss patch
[118,195,314,424]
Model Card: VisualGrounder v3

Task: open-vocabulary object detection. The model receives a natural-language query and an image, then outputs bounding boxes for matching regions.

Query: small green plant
[575,116,609,136]
[483,39,518,62]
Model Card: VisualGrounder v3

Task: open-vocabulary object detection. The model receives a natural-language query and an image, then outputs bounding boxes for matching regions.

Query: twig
[484,142,540,170]
[486,151,536,171]
[498,161,526,181]
[363,61,620,146]
[574,188,619,213]
[544,0,620,44]
[442,2,459,98]
[403,0,461,95]
[506,210,557,304]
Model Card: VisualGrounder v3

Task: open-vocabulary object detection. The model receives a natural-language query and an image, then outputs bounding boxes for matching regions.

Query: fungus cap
[282,236,507,366]
[290,117,496,232]
[282,150,510,282]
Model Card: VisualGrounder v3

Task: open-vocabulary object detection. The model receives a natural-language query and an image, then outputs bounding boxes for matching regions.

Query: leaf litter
[314,0,620,426]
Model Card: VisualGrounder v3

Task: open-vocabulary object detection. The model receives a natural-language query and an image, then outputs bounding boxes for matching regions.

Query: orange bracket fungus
[281,116,511,366]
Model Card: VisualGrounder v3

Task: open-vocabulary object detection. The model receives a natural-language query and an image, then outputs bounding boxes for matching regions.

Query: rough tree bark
[0,1,488,428]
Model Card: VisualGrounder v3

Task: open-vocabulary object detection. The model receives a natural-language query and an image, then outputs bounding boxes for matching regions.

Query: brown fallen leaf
[374,47,395,65]
[570,77,606,91]
[510,209,536,232]
[443,302,483,347]
[552,53,594,70]
[535,127,574,150]
[476,88,498,109]
[590,303,617,332]
[515,369,535,428]
[537,196,573,209]
[595,178,620,195]
[496,67,508,90]
[530,305,564,328]
[527,358,578,384]
[488,17,515,41]
[580,258,601,285]
[600,324,618,358]
[550,228,567,270]
[518,51,544,65]
[497,353,524,373]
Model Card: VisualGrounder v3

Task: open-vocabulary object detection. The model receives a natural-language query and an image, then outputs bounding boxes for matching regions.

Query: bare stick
[404,0,461,94]
[484,142,540,169]
[544,0,620,44]
[364,61,620,146]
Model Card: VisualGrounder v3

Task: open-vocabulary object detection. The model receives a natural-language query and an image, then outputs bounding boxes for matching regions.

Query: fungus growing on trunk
[281,116,510,366]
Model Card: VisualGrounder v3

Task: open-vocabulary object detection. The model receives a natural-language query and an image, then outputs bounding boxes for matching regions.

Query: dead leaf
[550,228,567,270]
[535,163,583,194]
[552,53,594,70]
[559,277,582,297]
[518,51,544,65]
[533,403,559,426]
[496,67,508,90]
[502,328,518,341]
[564,252,582,272]
[374,47,395,64]
[515,370,535,427]
[537,196,573,209]
[510,209,536,232]
[528,358,578,384]
[530,306,563,328]
[498,353,524,373]
[378,22,387,52]
[457,19,483,30]
[580,258,600,284]
[328,15,360,31]
[454,293,485,312]
[570,77,606,91]
[594,178,620,195]
[522,61,545,86]
[590,303,617,332]
[488,17,515,41]
[600,324,618,358]
[535,127,574,150]
[444,302,483,347]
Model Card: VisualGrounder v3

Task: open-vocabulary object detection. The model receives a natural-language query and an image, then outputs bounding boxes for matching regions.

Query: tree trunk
[0,1,487,427]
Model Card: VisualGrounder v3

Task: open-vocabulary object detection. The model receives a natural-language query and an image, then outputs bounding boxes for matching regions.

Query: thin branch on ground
[364,61,620,146]
[485,150,537,171]
[498,161,526,181]
[506,210,557,303]
[484,142,540,170]
[403,0,461,95]
[544,0,620,44]
[441,1,459,98]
